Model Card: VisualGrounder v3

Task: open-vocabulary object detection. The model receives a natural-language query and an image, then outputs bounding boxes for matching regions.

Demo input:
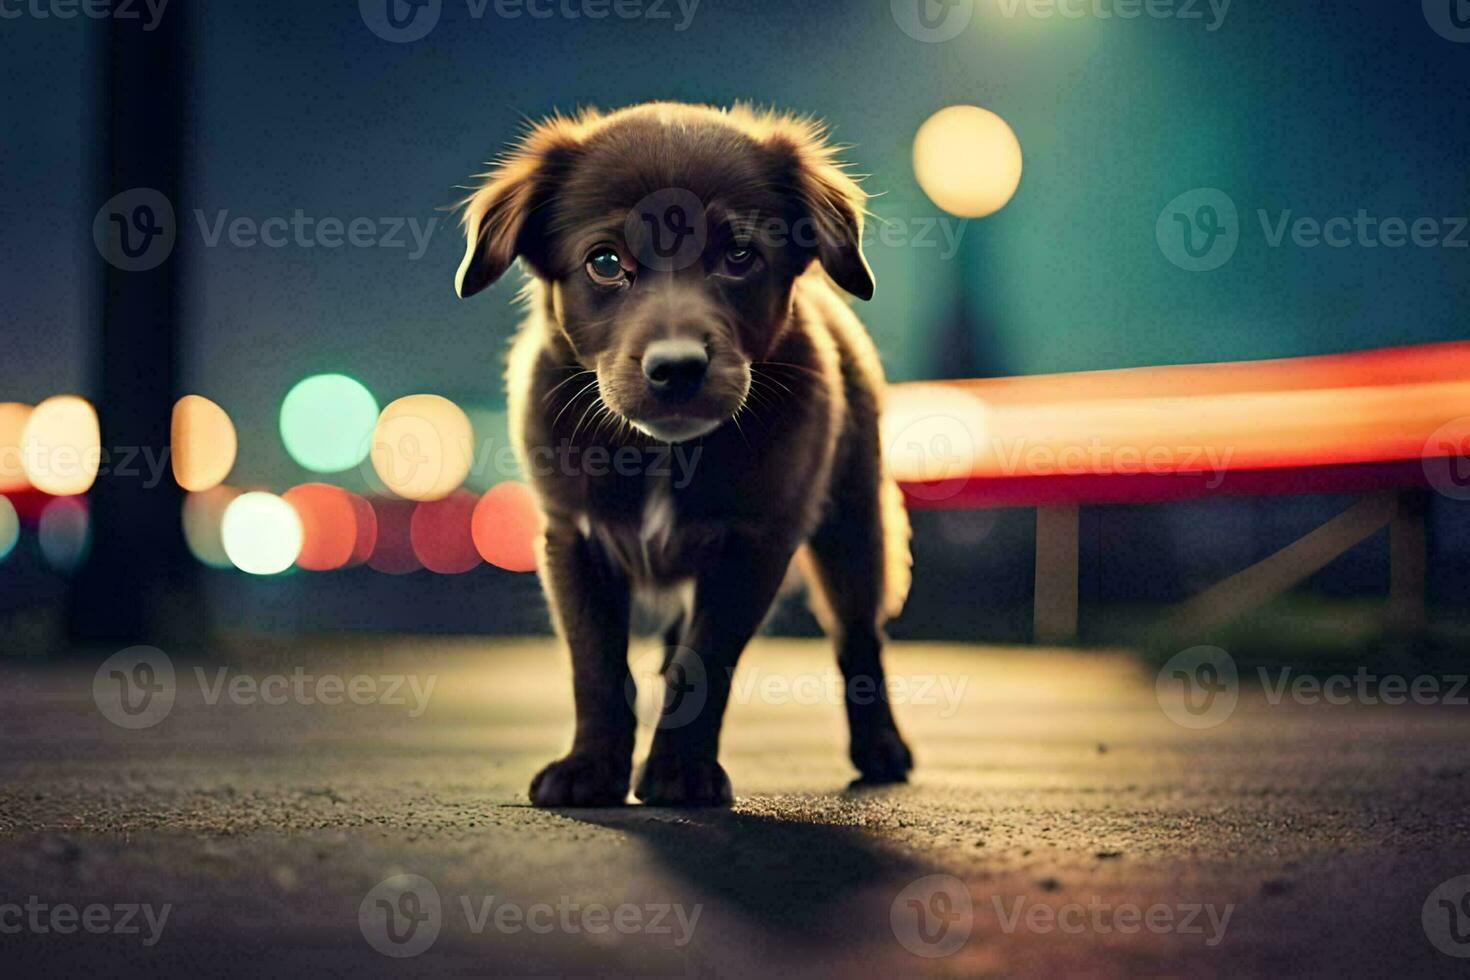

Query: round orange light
[471,481,543,573]
[284,483,359,571]
[913,105,1024,219]
[0,403,32,492]
[369,394,475,501]
[22,396,101,496]
[171,395,237,492]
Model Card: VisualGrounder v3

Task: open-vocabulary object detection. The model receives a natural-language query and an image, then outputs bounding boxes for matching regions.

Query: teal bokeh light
[280,374,379,474]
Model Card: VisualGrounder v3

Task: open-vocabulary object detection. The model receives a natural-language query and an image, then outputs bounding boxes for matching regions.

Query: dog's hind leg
[801,468,914,785]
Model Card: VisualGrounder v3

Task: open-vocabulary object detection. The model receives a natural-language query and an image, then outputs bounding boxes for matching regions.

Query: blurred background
[2,0,1468,657]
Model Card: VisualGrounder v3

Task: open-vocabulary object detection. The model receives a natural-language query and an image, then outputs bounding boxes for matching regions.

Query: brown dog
[456,102,912,806]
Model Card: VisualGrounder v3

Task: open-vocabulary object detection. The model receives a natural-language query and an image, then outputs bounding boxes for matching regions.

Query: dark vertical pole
[69,1,201,647]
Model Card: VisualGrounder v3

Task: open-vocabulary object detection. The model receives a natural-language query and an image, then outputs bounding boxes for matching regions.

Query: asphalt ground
[1,637,1468,977]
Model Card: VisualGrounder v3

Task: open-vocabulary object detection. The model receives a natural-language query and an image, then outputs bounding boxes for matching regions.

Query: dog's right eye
[586,247,629,286]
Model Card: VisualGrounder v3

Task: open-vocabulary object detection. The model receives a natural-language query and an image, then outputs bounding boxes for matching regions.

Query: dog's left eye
[586,246,629,286]
[721,244,759,276]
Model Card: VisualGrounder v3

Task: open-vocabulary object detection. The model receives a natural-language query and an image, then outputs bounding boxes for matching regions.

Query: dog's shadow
[561,790,951,940]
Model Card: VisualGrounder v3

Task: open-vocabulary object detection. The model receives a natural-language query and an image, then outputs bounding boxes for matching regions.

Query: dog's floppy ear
[456,115,585,299]
[763,116,875,301]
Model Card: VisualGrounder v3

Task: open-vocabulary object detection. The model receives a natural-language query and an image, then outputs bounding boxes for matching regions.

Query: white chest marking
[640,486,676,555]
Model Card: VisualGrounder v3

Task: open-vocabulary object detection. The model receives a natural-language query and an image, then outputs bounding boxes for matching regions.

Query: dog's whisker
[569,396,605,445]
[550,379,601,433]
[541,369,598,406]
[749,374,794,400]
[754,360,826,380]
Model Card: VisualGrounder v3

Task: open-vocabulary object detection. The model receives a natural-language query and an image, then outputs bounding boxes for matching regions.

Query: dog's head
[456,103,873,443]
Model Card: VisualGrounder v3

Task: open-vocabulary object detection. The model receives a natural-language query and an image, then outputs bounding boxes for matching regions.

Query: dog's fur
[457,102,912,806]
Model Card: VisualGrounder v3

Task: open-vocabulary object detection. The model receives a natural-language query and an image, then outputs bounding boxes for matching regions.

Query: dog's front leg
[529,520,634,807]
[635,535,794,806]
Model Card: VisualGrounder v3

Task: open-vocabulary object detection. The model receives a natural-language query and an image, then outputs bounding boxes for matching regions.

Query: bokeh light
[913,105,1023,219]
[183,485,244,568]
[280,374,379,474]
[222,491,303,575]
[0,403,32,492]
[283,483,359,571]
[368,497,421,574]
[345,490,378,567]
[21,396,101,496]
[171,394,237,492]
[471,481,542,573]
[38,496,89,572]
[411,490,482,574]
[0,495,19,562]
[371,394,475,501]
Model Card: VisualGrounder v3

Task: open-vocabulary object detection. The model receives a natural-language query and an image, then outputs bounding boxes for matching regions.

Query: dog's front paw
[634,754,733,807]
[850,725,913,785]
[529,753,630,807]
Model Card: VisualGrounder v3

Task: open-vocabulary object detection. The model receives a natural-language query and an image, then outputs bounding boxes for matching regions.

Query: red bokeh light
[368,497,421,575]
[410,490,482,575]
[471,481,542,573]
[345,490,378,567]
[283,483,357,571]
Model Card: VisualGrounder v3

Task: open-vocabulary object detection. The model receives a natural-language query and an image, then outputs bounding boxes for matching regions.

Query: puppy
[456,102,913,806]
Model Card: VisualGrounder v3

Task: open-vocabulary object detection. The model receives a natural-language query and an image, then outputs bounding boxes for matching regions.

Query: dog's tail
[878,473,913,623]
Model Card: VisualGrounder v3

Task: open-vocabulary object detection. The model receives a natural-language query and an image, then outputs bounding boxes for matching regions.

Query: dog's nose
[642,339,709,399]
